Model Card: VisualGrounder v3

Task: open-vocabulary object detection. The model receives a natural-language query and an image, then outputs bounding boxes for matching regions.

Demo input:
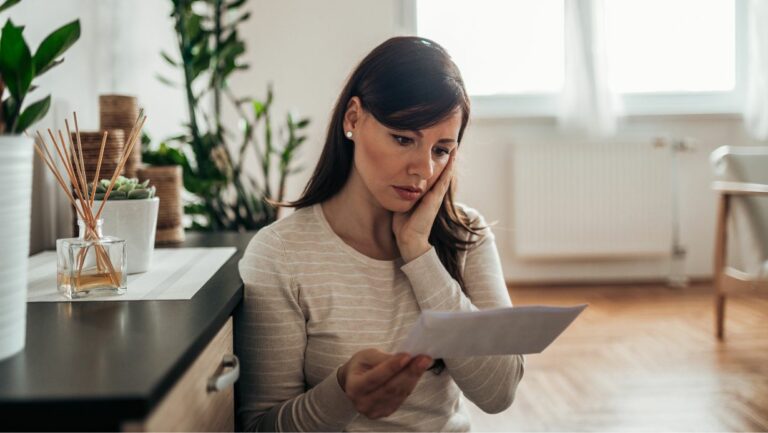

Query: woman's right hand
[337,348,433,420]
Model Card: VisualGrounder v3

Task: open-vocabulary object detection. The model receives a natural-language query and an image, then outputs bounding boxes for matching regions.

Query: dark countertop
[0,231,252,431]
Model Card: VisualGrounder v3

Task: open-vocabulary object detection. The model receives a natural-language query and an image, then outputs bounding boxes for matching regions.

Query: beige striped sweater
[236,203,524,432]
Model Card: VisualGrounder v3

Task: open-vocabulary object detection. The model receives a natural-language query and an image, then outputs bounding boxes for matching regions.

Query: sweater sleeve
[237,228,359,431]
[399,208,525,414]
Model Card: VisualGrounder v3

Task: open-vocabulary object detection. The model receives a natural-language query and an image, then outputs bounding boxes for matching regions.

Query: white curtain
[558,0,622,138]
[744,0,768,142]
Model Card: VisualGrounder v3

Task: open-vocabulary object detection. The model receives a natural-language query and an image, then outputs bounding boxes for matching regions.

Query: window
[416,0,564,95]
[604,0,735,94]
[411,0,746,116]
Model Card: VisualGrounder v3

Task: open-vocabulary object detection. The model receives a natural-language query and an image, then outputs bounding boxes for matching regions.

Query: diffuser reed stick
[34,110,147,294]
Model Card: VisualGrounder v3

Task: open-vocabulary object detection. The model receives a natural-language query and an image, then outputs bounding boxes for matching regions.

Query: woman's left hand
[393,151,457,263]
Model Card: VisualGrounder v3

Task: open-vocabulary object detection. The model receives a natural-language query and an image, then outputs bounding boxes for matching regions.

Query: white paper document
[27,247,236,302]
[397,304,587,358]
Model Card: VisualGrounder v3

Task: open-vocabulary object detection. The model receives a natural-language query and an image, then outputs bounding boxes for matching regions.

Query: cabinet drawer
[123,317,237,432]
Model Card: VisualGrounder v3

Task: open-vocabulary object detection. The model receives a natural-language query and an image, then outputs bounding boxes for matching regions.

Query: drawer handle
[207,354,240,393]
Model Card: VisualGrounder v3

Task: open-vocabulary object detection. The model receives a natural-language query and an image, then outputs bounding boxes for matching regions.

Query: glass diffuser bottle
[33,110,146,300]
[57,218,126,299]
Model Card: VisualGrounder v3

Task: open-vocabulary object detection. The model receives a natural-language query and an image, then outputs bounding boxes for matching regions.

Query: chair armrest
[712,181,768,196]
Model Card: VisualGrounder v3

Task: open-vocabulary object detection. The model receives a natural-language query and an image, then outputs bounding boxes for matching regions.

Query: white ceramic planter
[88,198,159,274]
[0,135,34,361]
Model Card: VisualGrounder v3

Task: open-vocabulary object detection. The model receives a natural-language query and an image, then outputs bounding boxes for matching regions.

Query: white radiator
[510,140,673,260]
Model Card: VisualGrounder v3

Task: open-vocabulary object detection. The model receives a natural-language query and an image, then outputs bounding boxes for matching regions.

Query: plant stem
[174,0,203,159]
[174,0,220,230]
[263,109,272,199]
[224,87,264,173]
[9,97,22,133]
[0,78,5,134]
[213,0,223,142]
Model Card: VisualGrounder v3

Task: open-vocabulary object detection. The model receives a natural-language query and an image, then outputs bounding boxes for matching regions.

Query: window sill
[470,93,745,121]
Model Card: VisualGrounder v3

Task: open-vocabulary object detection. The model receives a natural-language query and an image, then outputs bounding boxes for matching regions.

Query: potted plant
[0,0,80,360]
[162,0,309,231]
[141,135,187,243]
[81,176,159,275]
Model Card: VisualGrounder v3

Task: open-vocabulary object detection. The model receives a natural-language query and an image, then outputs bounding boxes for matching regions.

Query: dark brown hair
[280,36,484,374]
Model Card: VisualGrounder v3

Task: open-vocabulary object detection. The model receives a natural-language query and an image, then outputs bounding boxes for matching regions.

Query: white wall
[11,0,762,282]
[227,0,402,200]
[230,0,762,283]
[460,115,759,283]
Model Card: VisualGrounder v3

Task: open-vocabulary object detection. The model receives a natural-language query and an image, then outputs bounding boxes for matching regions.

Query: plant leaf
[33,20,80,76]
[15,94,50,133]
[108,191,127,200]
[142,141,188,166]
[252,100,265,119]
[128,189,150,199]
[226,11,250,28]
[160,50,178,66]
[0,20,33,104]
[226,0,246,10]
[155,73,177,87]
[0,0,20,14]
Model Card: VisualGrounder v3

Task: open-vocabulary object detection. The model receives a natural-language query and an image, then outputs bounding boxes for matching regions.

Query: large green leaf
[33,20,80,76]
[0,0,20,14]
[14,94,50,133]
[0,20,33,104]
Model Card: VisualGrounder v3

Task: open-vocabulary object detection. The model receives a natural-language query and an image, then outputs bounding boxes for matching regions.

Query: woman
[237,36,524,432]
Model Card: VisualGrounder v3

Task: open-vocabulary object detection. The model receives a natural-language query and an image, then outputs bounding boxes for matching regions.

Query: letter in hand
[339,348,433,420]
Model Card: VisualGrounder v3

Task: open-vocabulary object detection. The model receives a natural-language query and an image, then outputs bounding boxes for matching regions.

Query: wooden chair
[710,146,768,340]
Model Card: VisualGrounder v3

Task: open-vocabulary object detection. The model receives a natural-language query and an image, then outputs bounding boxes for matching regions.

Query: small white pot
[88,197,159,274]
[0,135,34,361]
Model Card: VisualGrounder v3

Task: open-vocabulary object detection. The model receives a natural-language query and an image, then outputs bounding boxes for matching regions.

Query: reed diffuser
[34,111,147,298]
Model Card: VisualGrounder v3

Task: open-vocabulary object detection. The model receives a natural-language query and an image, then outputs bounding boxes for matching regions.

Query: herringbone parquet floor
[465,283,768,432]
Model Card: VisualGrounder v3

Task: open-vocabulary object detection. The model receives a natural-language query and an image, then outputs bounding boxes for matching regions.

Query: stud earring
[345,131,353,139]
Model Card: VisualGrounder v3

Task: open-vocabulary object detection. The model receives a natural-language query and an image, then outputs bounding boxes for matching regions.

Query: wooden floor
[465,283,768,432]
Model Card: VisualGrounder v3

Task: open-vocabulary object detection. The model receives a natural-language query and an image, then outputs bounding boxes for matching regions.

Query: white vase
[88,198,159,274]
[0,135,34,361]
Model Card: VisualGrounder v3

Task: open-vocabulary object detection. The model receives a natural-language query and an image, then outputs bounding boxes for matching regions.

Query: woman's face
[344,97,462,213]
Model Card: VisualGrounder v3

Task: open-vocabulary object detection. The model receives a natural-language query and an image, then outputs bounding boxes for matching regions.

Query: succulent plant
[90,176,156,201]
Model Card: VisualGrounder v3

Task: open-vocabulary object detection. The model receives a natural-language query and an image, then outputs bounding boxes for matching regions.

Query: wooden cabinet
[123,317,238,432]
[0,233,249,430]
